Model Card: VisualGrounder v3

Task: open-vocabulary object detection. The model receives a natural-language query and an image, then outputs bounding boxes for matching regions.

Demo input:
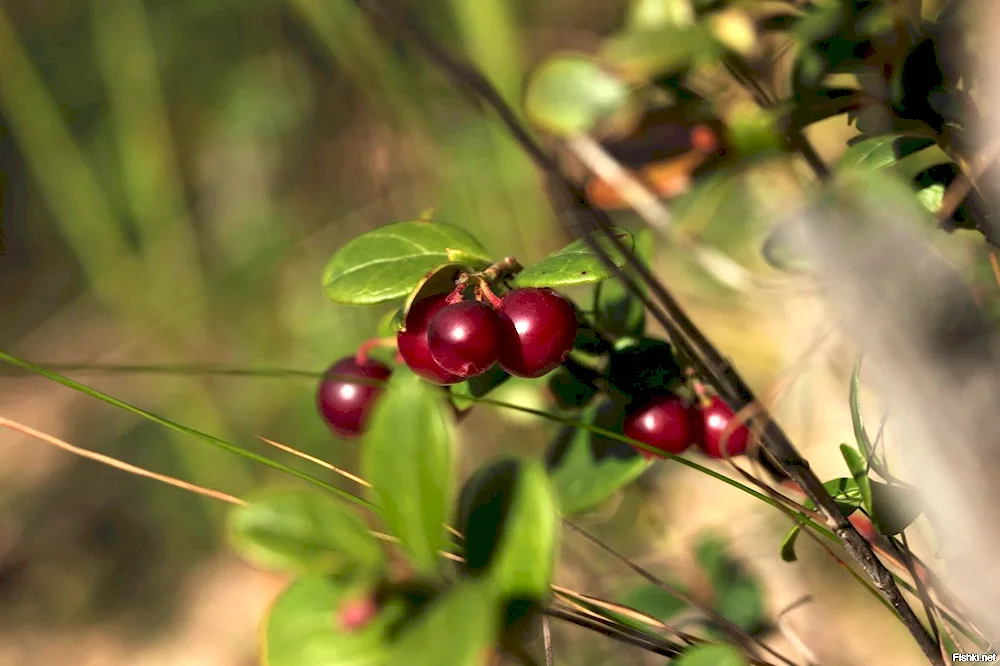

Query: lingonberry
[397,293,463,385]
[696,395,750,458]
[623,394,693,459]
[316,356,391,438]
[427,300,503,378]
[497,287,578,379]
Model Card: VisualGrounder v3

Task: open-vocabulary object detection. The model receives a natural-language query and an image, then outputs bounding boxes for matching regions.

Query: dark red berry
[427,300,503,378]
[397,294,463,385]
[497,288,578,379]
[316,357,391,438]
[697,395,750,458]
[623,395,693,459]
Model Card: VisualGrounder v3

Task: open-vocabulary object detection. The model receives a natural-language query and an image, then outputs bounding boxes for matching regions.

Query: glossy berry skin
[623,395,693,459]
[697,395,750,458]
[497,288,578,379]
[427,300,503,378]
[397,294,463,385]
[317,357,392,438]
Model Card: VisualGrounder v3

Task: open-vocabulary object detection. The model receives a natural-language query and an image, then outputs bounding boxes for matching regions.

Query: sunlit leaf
[515,228,635,287]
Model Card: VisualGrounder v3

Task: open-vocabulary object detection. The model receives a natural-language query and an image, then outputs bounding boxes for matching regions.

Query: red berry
[337,595,378,632]
[697,395,750,458]
[427,300,503,378]
[397,294,463,385]
[623,395,693,459]
[497,288,578,379]
[316,357,391,438]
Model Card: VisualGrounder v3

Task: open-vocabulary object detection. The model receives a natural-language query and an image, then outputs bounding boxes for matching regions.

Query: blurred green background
[0,1,949,665]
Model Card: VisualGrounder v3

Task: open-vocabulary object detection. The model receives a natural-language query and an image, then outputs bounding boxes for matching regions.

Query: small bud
[337,595,378,632]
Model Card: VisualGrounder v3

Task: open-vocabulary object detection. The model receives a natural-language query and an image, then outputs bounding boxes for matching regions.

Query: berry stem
[444,283,467,305]
[474,282,505,308]
[355,337,399,365]
[685,367,712,409]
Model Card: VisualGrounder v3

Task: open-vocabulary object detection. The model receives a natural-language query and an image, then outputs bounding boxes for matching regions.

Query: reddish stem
[685,368,712,409]
[475,281,504,308]
[355,337,398,365]
[444,283,466,305]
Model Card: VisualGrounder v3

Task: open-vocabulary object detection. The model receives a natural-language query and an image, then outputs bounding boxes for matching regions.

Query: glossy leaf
[618,584,688,623]
[228,488,384,576]
[607,336,683,399]
[805,478,863,518]
[545,399,652,515]
[695,533,766,633]
[837,135,936,173]
[322,220,491,305]
[456,458,559,604]
[840,444,873,516]
[362,367,455,575]
[870,481,924,536]
[593,228,653,337]
[386,580,499,666]
[264,574,391,666]
[515,228,635,287]
[675,643,750,666]
[523,54,630,136]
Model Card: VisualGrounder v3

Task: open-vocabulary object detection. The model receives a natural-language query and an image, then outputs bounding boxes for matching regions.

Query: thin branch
[542,613,553,666]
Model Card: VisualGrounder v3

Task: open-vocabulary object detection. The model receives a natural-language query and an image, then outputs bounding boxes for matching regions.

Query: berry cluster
[624,394,750,461]
[316,286,578,438]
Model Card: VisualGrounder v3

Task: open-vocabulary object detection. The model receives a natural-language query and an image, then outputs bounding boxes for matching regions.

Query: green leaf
[849,353,874,462]
[523,54,630,136]
[593,228,653,337]
[804,478,863,518]
[837,135,935,173]
[870,481,924,536]
[264,574,391,666]
[362,367,455,575]
[694,533,767,633]
[400,263,465,323]
[675,643,750,666]
[839,444,873,515]
[515,228,635,287]
[599,24,724,80]
[618,584,688,623]
[547,364,600,410]
[456,458,559,604]
[377,307,405,337]
[779,525,802,563]
[386,580,499,666]
[322,220,492,305]
[545,399,653,515]
[228,488,384,576]
[0,352,364,506]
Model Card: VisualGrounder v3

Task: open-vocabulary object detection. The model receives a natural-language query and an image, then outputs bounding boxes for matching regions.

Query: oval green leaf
[456,458,559,604]
[837,134,936,173]
[546,399,653,515]
[386,580,499,666]
[515,228,635,287]
[227,488,384,576]
[523,54,631,137]
[322,220,492,305]
[675,643,750,666]
[264,574,390,666]
[362,366,455,575]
